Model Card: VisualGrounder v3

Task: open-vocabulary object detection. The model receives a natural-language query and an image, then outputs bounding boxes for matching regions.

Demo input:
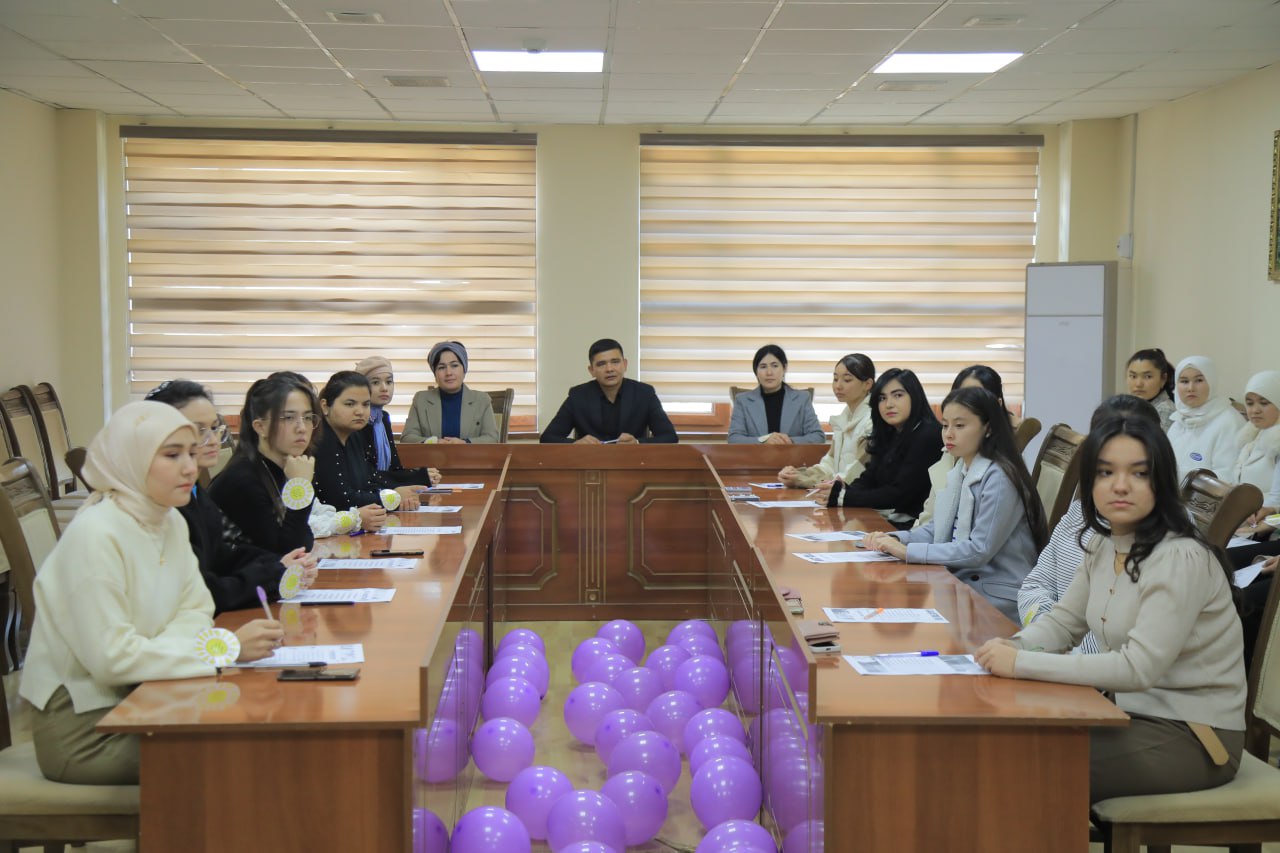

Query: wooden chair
[64,447,90,494]
[24,384,79,500]
[1089,556,1280,853]
[728,386,815,403]
[1180,468,1264,549]
[1029,423,1085,531]
[486,388,515,443]
[0,390,81,528]
[0,459,62,670]
[1012,417,1042,453]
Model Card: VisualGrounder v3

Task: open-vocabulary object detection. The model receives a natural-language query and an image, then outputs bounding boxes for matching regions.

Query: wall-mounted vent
[963,15,1025,27]
[385,75,451,88]
[326,10,384,24]
[876,79,949,92]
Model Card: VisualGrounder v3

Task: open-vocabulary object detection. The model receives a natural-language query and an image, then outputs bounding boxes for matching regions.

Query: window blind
[638,139,1039,419]
[122,131,537,428]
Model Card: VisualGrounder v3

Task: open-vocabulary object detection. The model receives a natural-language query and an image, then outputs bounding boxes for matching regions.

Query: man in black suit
[540,338,678,444]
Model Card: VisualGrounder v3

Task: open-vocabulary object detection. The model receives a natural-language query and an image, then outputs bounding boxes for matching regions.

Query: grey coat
[400,386,500,443]
[727,385,825,444]
[895,463,1037,624]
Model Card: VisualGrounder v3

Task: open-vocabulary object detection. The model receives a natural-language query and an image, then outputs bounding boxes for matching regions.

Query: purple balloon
[674,655,731,713]
[572,638,620,683]
[505,765,573,842]
[607,730,682,794]
[499,628,545,654]
[583,652,633,687]
[557,843,618,853]
[496,641,546,663]
[594,708,654,765]
[434,675,463,721]
[457,628,482,652]
[691,756,763,828]
[684,707,746,752]
[601,770,669,845]
[689,734,753,776]
[644,644,691,691]
[783,820,824,853]
[667,620,717,646]
[695,819,777,853]
[645,690,704,753]
[416,719,467,783]
[451,806,531,853]
[731,656,764,715]
[471,717,535,783]
[597,619,646,663]
[488,654,550,698]
[679,634,726,663]
[412,808,448,853]
[482,676,541,728]
[563,682,626,744]
[545,790,627,853]
[612,666,664,711]
[775,646,806,689]
[767,750,814,833]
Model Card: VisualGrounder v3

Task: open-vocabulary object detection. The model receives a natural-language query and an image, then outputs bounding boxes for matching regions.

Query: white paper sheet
[289,588,396,604]
[844,654,985,676]
[229,643,365,668]
[795,551,897,564]
[1234,563,1265,588]
[822,607,948,624]
[748,482,786,489]
[745,500,821,509]
[378,526,462,535]
[438,483,485,490]
[317,558,418,570]
[787,531,865,542]
[1228,535,1259,549]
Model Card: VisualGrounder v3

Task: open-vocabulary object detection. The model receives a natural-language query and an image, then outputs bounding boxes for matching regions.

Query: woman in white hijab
[1231,370,1280,530]
[18,401,282,785]
[1166,355,1245,479]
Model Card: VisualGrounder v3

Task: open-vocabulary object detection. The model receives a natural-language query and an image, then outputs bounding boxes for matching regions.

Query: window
[122,129,537,429]
[638,136,1041,425]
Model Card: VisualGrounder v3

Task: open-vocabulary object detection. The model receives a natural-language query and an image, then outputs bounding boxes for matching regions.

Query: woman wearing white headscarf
[1230,371,1280,533]
[1166,355,1244,479]
[18,401,281,785]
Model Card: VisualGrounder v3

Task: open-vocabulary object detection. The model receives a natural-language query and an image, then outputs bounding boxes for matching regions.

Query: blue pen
[874,650,939,658]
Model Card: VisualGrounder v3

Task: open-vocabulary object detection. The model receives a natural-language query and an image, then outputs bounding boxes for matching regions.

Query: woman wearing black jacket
[148,380,317,612]
[830,368,943,529]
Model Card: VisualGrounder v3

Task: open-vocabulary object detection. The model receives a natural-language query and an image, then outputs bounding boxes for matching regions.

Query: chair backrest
[1012,417,1042,454]
[28,382,78,497]
[729,386,815,403]
[0,457,62,663]
[1030,423,1085,531]
[1246,559,1280,759]
[0,655,11,749]
[1179,468,1264,549]
[0,387,55,498]
[486,388,514,443]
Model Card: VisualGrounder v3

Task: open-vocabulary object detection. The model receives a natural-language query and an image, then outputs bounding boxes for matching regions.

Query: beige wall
[0,90,62,421]
[1131,62,1280,397]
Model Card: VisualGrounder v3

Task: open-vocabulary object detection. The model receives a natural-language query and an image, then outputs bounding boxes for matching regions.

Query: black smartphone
[371,549,424,557]
[278,667,361,682]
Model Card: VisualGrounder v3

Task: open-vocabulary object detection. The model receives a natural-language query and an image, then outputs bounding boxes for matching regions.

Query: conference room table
[98,444,1125,852]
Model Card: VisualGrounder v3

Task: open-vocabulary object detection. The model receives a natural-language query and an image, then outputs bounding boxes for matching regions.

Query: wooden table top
[99,483,500,735]
[718,475,1129,728]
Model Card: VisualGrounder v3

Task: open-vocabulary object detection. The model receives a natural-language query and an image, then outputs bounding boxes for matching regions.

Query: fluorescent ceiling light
[473,51,604,73]
[873,53,1021,74]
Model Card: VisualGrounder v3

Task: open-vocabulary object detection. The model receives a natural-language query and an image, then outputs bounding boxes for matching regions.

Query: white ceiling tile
[50,92,169,109]
[42,40,198,62]
[0,0,143,20]
[612,28,759,55]
[957,87,1082,102]
[493,99,602,111]
[736,72,865,89]
[488,87,602,101]
[739,52,878,76]
[0,57,99,78]
[104,79,247,96]
[218,65,348,84]
[816,101,931,117]
[1010,52,1158,73]
[462,26,605,51]
[0,30,62,60]
[924,2,1107,30]
[186,46,334,67]
[1101,68,1248,89]
[978,70,1121,90]
[360,75,482,94]
[306,24,459,51]
[1194,23,1280,51]
[1076,1,1262,30]
[281,107,390,117]
[1070,86,1199,102]
[898,28,1056,52]
[1040,27,1199,53]
[80,60,223,81]
[771,3,937,30]
[0,12,159,42]
[616,0,775,29]
[148,20,316,48]
[1033,102,1146,119]
[121,0,294,22]
[151,94,277,108]
[169,106,289,117]
[609,53,743,73]
[454,0,611,29]
[332,49,472,72]
[477,71,603,88]
[281,0,455,27]
[755,29,906,54]
[718,90,839,106]
[1138,49,1280,72]
[609,73,730,90]
[925,102,1046,118]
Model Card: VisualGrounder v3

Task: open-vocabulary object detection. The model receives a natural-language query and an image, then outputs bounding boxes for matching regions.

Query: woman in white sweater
[977,413,1246,803]
[19,401,281,784]
[778,353,875,488]
[1230,370,1280,526]
[1166,355,1243,479]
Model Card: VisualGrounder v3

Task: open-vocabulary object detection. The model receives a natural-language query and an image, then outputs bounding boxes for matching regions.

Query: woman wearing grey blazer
[401,341,501,444]
[728,345,825,444]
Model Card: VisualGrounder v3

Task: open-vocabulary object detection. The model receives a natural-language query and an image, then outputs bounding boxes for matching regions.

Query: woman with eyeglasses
[209,371,323,554]
[149,380,318,612]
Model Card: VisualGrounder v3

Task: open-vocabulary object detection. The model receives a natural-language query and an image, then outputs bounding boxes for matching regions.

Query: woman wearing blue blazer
[728,345,825,445]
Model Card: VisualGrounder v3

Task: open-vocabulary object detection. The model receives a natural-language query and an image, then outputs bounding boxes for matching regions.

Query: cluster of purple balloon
[470,628,551,783]
[415,629,485,784]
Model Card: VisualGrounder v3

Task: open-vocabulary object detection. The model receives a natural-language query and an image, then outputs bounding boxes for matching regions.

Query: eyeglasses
[278,412,320,428]
[197,423,228,447]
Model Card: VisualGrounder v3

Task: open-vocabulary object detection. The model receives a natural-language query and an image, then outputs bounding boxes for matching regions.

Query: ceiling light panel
[874,53,1022,73]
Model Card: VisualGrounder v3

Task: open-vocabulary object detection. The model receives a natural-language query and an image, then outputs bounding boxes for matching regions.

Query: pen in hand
[875,650,939,658]
[256,585,274,622]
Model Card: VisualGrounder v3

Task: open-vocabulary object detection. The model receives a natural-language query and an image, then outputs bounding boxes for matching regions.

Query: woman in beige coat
[401,341,501,443]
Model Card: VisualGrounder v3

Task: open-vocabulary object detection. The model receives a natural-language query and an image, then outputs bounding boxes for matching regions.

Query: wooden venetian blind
[122,130,537,427]
[638,138,1040,416]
